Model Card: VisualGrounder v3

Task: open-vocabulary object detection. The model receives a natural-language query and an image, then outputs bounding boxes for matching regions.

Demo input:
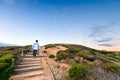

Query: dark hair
[36,40,38,42]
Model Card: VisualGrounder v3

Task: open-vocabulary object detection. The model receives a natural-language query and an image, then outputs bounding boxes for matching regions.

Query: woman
[32,40,40,57]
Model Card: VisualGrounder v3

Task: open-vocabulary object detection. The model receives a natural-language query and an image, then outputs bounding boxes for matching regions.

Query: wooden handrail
[42,53,56,80]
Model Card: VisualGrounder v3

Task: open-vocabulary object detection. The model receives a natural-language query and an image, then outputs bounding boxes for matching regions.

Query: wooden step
[16,64,42,68]
[25,55,42,58]
[23,57,41,60]
[10,71,44,79]
[24,76,45,80]
[15,66,42,73]
[23,59,41,61]
[21,60,42,63]
[20,61,42,65]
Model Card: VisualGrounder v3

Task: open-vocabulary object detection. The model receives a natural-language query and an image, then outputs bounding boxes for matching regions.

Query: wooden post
[21,51,24,57]
[12,58,15,65]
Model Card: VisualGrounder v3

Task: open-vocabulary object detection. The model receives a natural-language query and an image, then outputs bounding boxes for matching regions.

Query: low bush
[106,53,120,61]
[43,51,47,53]
[88,77,95,80]
[87,62,94,67]
[68,63,91,80]
[0,53,13,63]
[49,54,55,58]
[56,51,67,60]
[44,44,56,49]
[0,45,31,80]
[0,63,10,72]
[85,55,96,61]
[5,46,16,51]
[106,53,116,57]
[77,52,88,58]
[100,51,108,54]
[65,59,76,65]
[104,62,120,74]
[0,65,15,80]
[97,57,109,63]
[66,48,80,53]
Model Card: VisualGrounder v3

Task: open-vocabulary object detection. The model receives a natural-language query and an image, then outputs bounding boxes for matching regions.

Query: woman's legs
[33,50,37,57]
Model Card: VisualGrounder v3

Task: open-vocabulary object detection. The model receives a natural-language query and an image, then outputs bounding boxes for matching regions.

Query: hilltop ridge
[0,44,120,80]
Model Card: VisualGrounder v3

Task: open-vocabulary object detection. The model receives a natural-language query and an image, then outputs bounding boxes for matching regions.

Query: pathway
[10,52,45,80]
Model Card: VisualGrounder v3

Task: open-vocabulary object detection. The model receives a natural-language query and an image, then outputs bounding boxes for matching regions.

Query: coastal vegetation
[0,45,31,80]
[45,44,120,80]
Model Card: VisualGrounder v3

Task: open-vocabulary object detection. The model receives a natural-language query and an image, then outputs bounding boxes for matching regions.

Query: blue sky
[0,0,120,51]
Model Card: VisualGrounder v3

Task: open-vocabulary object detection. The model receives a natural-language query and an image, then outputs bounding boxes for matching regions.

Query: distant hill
[0,42,17,47]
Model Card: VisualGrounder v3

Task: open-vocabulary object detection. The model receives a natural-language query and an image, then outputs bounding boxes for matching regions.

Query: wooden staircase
[10,52,45,80]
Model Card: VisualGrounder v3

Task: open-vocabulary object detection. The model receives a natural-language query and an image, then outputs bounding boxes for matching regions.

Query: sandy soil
[39,46,69,80]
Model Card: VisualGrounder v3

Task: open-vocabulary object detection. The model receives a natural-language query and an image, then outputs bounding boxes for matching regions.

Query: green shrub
[87,62,94,67]
[97,57,109,63]
[45,44,56,49]
[85,55,96,61]
[0,45,32,80]
[106,53,120,60]
[2,51,13,54]
[0,51,11,55]
[77,52,88,58]
[5,46,16,51]
[65,59,76,65]
[115,55,120,60]
[49,54,55,58]
[56,51,67,60]
[66,48,80,53]
[13,50,21,55]
[0,65,15,80]
[88,77,95,80]
[104,62,120,74]
[65,48,80,58]
[0,63,10,72]
[23,45,32,50]
[68,64,90,80]
[100,51,108,54]
[43,51,47,53]
[0,53,13,63]
[106,53,115,57]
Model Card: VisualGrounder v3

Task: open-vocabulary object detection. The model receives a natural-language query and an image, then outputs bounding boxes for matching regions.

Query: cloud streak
[88,20,118,39]
[98,44,114,47]
[88,25,109,38]
[87,21,119,47]
[96,37,113,42]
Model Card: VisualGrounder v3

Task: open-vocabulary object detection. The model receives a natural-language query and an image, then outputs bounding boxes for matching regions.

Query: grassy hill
[44,44,120,80]
[0,43,119,80]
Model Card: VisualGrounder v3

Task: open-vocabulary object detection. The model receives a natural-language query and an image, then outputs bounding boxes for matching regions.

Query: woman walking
[32,40,40,57]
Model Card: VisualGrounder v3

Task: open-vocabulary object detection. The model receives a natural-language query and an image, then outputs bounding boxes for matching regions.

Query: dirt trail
[40,46,69,80]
